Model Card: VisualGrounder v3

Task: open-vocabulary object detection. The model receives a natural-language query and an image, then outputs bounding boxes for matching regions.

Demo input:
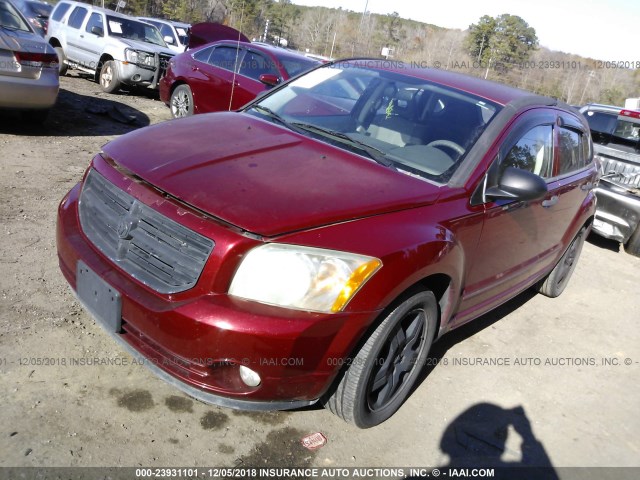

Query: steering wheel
[426,140,466,156]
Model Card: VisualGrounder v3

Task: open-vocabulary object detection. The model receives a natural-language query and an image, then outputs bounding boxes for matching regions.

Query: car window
[584,110,640,152]
[0,0,30,31]
[85,12,102,34]
[67,6,88,29]
[239,51,278,80]
[613,118,640,142]
[192,46,214,63]
[256,64,501,182]
[209,46,242,71]
[106,15,166,47]
[280,57,319,78]
[175,26,188,45]
[27,1,51,17]
[50,1,71,22]
[159,23,175,43]
[501,125,554,179]
[558,128,586,175]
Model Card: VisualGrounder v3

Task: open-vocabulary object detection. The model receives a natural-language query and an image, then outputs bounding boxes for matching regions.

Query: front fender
[277,203,479,317]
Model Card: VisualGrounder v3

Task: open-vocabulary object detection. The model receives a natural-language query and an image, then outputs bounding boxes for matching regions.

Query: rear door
[63,4,89,64]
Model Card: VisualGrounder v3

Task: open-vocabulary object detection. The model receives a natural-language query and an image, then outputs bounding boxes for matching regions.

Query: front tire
[324,289,437,428]
[536,227,586,298]
[170,84,194,118]
[99,60,121,93]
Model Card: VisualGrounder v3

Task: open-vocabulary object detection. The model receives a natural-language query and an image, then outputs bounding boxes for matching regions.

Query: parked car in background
[11,0,51,36]
[138,17,189,54]
[58,59,597,428]
[46,0,174,92]
[0,0,58,122]
[159,40,320,118]
[580,104,640,255]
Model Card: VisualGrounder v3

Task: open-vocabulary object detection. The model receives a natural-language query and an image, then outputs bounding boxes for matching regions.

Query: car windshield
[27,1,51,17]
[106,15,167,47]
[280,56,320,78]
[0,0,31,31]
[175,26,188,46]
[248,61,501,182]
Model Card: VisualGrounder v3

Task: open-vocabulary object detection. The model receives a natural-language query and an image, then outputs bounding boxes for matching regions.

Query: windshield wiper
[291,122,395,168]
[249,105,306,134]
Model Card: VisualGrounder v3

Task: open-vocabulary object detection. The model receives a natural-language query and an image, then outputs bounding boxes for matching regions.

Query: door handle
[581,182,594,191]
[191,65,198,71]
[542,195,559,208]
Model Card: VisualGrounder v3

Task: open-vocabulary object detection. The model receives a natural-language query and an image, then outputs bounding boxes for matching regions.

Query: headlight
[124,49,138,63]
[229,244,382,313]
[124,49,155,67]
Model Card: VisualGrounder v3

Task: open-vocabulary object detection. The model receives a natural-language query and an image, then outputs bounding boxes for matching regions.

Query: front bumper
[117,61,158,87]
[56,170,378,410]
[593,182,640,242]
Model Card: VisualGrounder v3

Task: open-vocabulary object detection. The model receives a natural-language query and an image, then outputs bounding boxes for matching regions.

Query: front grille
[78,169,214,294]
[597,151,640,189]
[158,53,173,78]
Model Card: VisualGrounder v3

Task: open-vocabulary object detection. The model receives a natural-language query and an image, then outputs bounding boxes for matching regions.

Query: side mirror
[259,73,280,87]
[164,35,175,45]
[485,166,548,202]
[91,26,104,37]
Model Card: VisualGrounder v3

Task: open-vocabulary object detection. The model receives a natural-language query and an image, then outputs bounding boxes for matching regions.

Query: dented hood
[102,113,441,236]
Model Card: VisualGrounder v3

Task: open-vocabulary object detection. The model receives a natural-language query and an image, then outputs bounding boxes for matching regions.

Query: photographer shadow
[408,403,559,480]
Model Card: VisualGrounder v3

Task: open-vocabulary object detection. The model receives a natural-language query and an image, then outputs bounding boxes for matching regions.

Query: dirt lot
[0,74,639,476]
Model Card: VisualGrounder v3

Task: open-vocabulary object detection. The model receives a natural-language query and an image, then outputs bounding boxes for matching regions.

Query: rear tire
[536,227,586,298]
[624,226,640,257]
[170,84,194,118]
[54,47,67,75]
[323,289,437,428]
[99,60,121,93]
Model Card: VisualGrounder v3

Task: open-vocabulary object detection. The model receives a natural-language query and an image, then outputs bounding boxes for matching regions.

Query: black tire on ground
[624,225,640,257]
[54,47,67,75]
[22,109,50,124]
[323,288,437,428]
[170,84,194,118]
[99,60,121,93]
[536,227,587,298]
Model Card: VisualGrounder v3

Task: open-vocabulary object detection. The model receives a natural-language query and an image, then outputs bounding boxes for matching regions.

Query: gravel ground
[0,73,638,476]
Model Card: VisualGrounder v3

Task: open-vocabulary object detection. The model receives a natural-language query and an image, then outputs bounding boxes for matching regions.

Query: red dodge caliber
[57,60,597,427]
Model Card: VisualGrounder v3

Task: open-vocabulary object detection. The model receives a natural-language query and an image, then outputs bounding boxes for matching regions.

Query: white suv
[46,0,174,93]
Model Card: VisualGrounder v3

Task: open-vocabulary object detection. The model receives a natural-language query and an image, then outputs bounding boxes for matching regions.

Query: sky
[291,0,639,63]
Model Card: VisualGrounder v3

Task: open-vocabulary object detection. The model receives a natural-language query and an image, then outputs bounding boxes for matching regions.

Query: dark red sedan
[159,40,320,118]
[57,60,597,427]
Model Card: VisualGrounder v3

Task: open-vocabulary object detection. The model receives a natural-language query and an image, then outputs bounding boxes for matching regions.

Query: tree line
[84,0,638,106]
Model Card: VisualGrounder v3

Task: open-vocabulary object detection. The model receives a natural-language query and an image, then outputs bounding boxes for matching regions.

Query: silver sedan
[0,0,58,123]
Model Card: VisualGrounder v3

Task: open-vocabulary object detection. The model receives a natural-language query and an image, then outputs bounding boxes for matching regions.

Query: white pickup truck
[46,0,174,93]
